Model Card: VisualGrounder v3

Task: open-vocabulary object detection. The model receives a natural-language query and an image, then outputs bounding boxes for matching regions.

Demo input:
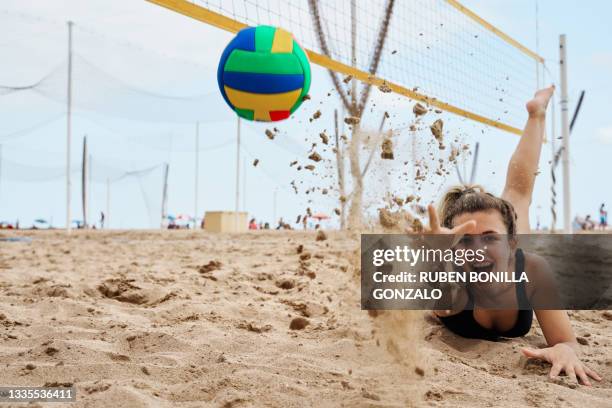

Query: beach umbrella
[34,219,48,224]
[311,213,330,221]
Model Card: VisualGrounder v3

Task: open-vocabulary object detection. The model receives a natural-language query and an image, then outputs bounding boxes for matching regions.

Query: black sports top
[438,249,533,340]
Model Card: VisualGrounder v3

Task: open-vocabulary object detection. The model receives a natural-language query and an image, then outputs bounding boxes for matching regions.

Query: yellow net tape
[147,0,545,136]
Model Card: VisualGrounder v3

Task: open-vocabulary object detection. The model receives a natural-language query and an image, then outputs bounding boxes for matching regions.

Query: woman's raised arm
[501,85,555,233]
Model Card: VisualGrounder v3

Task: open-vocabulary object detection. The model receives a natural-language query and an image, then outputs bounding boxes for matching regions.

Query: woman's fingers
[425,203,477,236]
[433,309,452,316]
[575,366,591,386]
[549,363,562,379]
[427,204,440,233]
[585,366,602,382]
[523,345,601,386]
[450,220,477,236]
[565,366,578,384]
[521,347,547,361]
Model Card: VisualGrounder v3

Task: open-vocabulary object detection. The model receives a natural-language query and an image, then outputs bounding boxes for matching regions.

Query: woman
[426,86,601,386]
[599,203,607,230]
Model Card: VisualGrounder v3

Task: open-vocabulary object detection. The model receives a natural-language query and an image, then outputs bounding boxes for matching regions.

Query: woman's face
[451,210,515,274]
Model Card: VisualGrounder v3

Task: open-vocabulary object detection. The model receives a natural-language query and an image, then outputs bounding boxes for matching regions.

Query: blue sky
[0,0,609,229]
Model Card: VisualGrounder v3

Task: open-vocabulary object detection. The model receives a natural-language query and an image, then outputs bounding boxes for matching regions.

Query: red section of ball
[269,110,290,121]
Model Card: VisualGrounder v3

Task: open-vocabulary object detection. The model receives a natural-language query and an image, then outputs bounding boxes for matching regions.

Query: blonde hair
[438,185,518,235]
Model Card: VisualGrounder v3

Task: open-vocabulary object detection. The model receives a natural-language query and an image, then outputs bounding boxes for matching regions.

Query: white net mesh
[192,0,541,131]
[0,2,545,228]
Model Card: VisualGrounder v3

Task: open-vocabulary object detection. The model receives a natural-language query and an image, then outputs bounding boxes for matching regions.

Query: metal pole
[161,163,169,229]
[550,89,557,231]
[0,144,3,205]
[242,156,246,212]
[469,142,480,184]
[82,136,87,228]
[559,35,571,232]
[334,109,346,229]
[412,129,416,193]
[273,188,278,225]
[66,21,74,232]
[106,177,110,229]
[88,153,92,227]
[350,0,357,114]
[235,117,241,232]
[535,0,541,88]
[463,149,467,181]
[194,121,199,228]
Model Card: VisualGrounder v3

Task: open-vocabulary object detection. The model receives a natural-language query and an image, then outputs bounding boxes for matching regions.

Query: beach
[0,229,610,407]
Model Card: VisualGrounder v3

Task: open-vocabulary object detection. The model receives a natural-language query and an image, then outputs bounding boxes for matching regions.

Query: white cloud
[596,126,612,144]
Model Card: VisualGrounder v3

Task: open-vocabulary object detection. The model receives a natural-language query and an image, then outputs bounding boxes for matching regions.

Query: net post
[235,117,241,232]
[161,163,169,229]
[106,177,110,229]
[66,20,73,232]
[88,153,92,228]
[82,136,88,228]
[550,83,557,232]
[0,144,3,205]
[195,121,199,229]
[242,156,246,212]
[559,34,571,233]
[350,0,357,114]
[273,188,278,227]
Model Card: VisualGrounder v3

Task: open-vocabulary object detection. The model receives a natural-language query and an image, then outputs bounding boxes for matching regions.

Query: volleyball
[217,25,311,122]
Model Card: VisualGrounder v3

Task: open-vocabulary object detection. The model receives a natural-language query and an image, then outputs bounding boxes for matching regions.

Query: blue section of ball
[217,27,256,109]
[222,71,304,94]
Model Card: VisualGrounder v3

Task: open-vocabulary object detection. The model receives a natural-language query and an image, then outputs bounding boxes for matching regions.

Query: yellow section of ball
[224,86,302,121]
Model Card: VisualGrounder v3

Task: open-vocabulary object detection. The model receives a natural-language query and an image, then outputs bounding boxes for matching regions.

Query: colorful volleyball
[217,26,311,122]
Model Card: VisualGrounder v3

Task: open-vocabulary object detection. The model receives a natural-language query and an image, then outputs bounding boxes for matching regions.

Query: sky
[0,0,610,230]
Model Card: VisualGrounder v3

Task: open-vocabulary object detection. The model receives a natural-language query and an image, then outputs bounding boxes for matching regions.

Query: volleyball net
[0,155,166,228]
[146,0,544,135]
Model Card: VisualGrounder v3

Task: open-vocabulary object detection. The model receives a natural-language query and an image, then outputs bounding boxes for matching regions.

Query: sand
[0,230,610,407]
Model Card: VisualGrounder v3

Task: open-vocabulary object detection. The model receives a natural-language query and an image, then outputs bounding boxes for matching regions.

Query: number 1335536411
[0,387,76,402]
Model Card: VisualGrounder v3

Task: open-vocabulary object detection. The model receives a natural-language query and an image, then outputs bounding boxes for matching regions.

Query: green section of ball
[234,107,254,120]
[289,40,311,113]
[224,50,303,75]
[255,25,276,52]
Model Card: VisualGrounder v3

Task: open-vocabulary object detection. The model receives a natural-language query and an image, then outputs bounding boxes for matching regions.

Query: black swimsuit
[438,249,533,340]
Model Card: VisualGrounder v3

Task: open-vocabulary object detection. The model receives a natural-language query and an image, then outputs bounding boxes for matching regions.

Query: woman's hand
[425,204,476,235]
[522,343,602,386]
[424,203,475,317]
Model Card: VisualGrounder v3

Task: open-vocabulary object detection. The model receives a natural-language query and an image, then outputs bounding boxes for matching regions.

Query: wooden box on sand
[204,211,248,232]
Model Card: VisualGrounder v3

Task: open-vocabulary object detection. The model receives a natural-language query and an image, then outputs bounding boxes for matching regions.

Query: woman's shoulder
[522,251,549,268]
[521,250,554,285]
[521,250,562,306]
